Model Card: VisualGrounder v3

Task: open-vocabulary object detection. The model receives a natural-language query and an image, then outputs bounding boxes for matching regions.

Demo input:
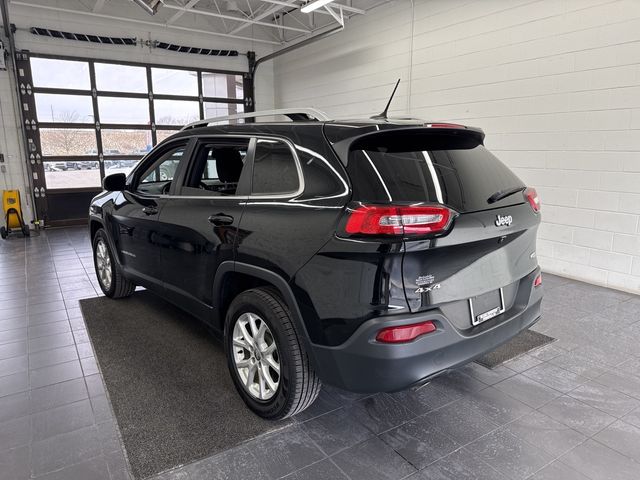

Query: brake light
[425,123,465,129]
[524,187,540,213]
[345,205,453,236]
[376,321,437,343]
[534,273,542,287]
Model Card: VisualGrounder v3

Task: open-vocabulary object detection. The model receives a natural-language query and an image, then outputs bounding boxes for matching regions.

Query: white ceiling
[8,0,390,46]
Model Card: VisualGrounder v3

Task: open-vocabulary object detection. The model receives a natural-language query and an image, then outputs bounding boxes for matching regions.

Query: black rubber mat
[80,291,291,479]
[475,329,556,369]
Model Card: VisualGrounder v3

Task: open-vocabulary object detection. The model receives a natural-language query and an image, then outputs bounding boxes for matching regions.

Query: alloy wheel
[232,312,280,401]
[95,239,113,290]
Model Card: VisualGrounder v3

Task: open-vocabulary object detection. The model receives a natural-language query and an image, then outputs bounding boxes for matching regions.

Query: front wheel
[92,229,136,298]
[224,287,321,420]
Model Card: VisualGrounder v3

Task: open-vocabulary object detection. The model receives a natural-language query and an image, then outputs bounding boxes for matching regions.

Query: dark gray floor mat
[475,329,556,369]
[80,291,290,479]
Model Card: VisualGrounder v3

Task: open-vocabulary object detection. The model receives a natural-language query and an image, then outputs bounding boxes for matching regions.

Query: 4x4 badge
[495,214,513,227]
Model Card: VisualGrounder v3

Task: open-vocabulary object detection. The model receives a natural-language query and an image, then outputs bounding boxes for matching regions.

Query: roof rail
[181,108,331,130]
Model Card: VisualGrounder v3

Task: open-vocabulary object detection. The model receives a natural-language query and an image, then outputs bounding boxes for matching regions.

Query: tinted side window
[136,145,186,195]
[251,139,299,195]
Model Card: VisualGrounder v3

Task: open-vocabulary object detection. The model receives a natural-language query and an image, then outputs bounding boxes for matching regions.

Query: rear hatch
[339,126,541,332]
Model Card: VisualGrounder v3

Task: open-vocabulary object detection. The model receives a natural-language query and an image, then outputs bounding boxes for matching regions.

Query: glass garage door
[25,54,246,225]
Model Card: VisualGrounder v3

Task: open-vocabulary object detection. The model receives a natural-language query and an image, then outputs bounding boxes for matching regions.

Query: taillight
[524,187,540,213]
[424,123,465,129]
[534,273,542,287]
[376,320,437,343]
[344,204,454,236]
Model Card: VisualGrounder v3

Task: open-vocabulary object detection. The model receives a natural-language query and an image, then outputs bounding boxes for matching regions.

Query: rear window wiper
[487,186,525,204]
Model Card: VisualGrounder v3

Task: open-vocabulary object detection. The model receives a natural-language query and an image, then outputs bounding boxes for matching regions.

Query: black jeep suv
[89,109,543,419]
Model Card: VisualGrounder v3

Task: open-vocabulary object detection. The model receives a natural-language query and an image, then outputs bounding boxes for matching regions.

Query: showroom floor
[1,227,640,480]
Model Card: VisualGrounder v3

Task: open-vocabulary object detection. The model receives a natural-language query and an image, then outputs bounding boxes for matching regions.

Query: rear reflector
[424,123,465,129]
[345,205,453,236]
[376,321,437,343]
[534,273,542,287]
[524,187,540,213]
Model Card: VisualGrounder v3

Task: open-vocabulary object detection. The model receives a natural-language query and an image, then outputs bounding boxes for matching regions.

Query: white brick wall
[274,0,640,294]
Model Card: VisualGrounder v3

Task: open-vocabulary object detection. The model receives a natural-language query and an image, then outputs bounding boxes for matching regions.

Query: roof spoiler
[330,125,485,165]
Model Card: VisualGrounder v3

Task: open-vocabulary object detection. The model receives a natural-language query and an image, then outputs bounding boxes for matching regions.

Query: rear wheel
[224,287,321,420]
[92,229,136,298]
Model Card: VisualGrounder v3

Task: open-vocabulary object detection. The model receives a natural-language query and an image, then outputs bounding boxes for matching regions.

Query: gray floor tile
[185,446,269,480]
[30,359,84,389]
[0,370,29,397]
[31,425,102,477]
[503,410,586,457]
[522,363,589,393]
[27,320,71,339]
[282,458,348,480]
[0,415,30,451]
[331,436,416,480]
[35,456,111,480]
[245,425,325,479]
[0,340,27,360]
[387,381,461,416]
[420,401,499,445]
[468,429,554,479]
[493,374,561,408]
[29,344,79,370]
[379,415,460,469]
[26,300,67,316]
[622,406,640,429]
[0,445,29,480]
[0,390,30,423]
[560,439,640,480]
[345,394,416,435]
[31,398,95,442]
[458,385,533,425]
[548,351,610,379]
[458,362,516,385]
[502,354,543,373]
[0,354,28,377]
[85,374,107,398]
[293,389,342,422]
[529,460,590,480]
[28,331,75,353]
[568,380,640,418]
[592,420,640,463]
[594,370,640,400]
[27,309,69,326]
[540,395,617,436]
[0,327,27,345]
[30,377,89,413]
[411,448,508,480]
[301,407,373,456]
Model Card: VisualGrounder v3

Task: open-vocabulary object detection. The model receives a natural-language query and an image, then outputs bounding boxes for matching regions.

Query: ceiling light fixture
[301,0,336,13]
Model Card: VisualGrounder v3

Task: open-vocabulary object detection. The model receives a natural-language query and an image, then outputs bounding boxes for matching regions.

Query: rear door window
[348,144,524,213]
[251,139,299,196]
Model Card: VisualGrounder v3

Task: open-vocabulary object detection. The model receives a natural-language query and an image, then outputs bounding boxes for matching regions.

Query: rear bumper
[309,269,543,393]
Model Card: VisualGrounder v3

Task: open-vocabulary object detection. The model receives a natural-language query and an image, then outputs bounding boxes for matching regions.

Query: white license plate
[469,288,505,326]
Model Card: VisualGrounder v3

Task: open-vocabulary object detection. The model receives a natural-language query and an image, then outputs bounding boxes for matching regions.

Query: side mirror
[103,173,127,192]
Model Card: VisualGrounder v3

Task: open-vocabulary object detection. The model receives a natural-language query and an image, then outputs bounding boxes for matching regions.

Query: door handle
[208,214,234,226]
[142,206,158,215]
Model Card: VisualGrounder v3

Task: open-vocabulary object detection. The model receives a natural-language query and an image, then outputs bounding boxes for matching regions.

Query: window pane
[151,68,198,96]
[43,161,100,189]
[156,130,180,144]
[154,100,199,126]
[201,73,243,99]
[104,158,141,177]
[30,58,90,90]
[98,97,150,124]
[203,102,243,121]
[102,129,153,155]
[40,128,97,156]
[140,147,185,184]
[95,63,147,93]
[34,94,94,123]
[252,139,299,195]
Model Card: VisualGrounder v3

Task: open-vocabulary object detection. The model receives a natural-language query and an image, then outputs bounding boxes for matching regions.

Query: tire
[22,226,30,237]
[0,227,7,239]
[92,228,136,298]
[224,287,321,420]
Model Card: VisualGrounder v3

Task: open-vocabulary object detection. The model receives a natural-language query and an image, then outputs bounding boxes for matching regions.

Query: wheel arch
[212,262,318,367]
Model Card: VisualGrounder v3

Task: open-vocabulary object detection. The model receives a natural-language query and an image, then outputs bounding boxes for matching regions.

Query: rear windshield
[347,145,525,213]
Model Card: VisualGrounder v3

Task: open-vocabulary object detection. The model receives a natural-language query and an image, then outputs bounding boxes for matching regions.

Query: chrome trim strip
[181,108,331,130]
